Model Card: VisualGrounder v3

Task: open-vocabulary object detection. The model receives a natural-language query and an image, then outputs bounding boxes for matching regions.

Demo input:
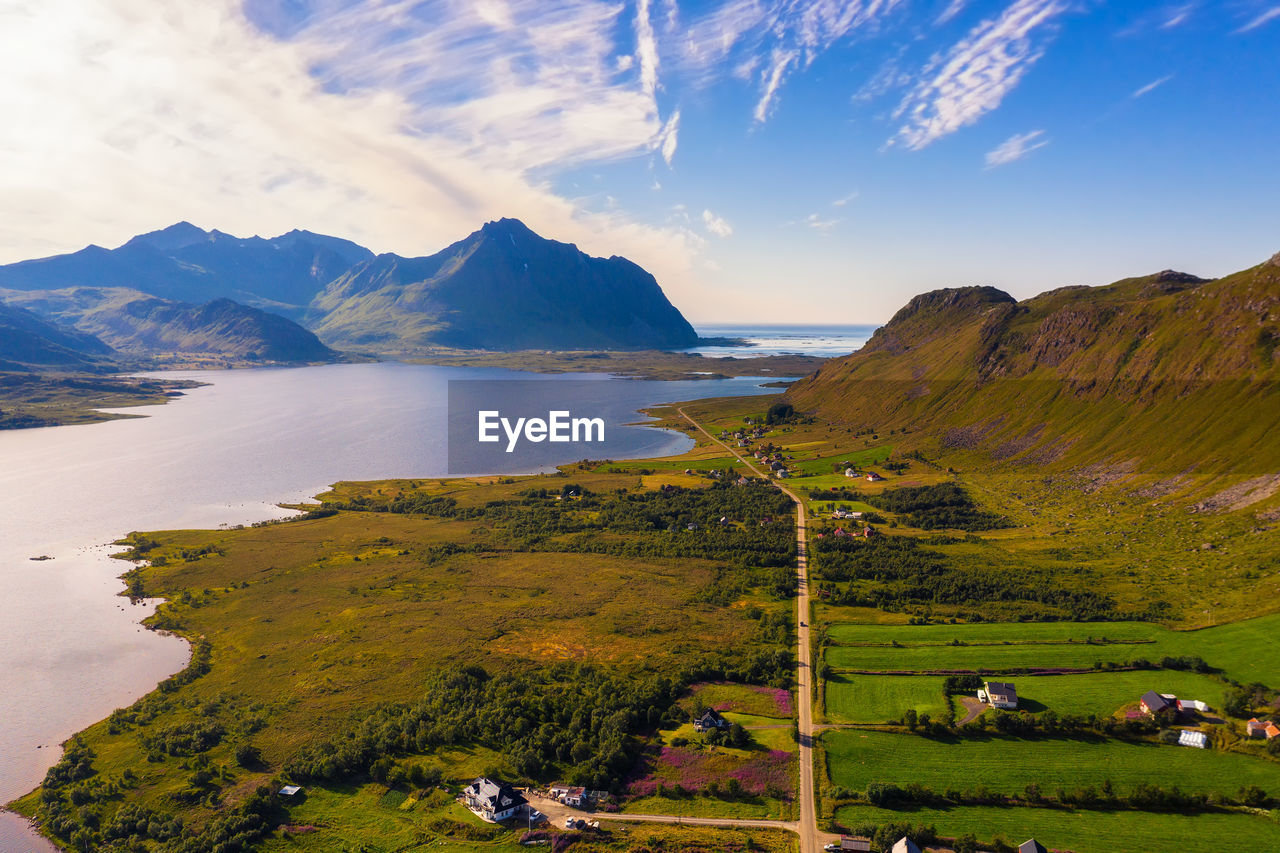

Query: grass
[834,803,1280,853]
[824,674,948,724]
[688,682,793,718]
[824,730,1280,797]
[1009,670,1228,717]
[823,616,1280,687]
[825,641,1146,673]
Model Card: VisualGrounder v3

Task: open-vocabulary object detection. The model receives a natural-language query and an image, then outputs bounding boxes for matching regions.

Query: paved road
[677,407,836,853]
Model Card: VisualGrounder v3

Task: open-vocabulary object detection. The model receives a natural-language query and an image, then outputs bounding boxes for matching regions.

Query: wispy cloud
[937,0,969,25]
[891,0,1067,150]
[1161,3,1195,28]
[1236,5,1280,32]
[678,0,907,124]
[1132,75,1173,98]
[658,110,681,166]
[984,129,1049,168]
[702,209,734,237]
[754,48,797,123]
[804,213,840,233]
[832,191,860,207]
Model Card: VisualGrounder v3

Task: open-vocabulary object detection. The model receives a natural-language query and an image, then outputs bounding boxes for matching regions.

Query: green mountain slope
[786,254,1280,485]
[308,218,699,350]
[0,287,336,362]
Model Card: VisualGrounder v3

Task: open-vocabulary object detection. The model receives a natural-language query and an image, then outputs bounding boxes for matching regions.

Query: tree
[234,743,262,769]
[765,402,795,425]
[903,709,918,730]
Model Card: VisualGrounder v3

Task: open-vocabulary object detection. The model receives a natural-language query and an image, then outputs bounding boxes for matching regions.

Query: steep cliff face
[308,218,699,350]
[787,258,1280,478]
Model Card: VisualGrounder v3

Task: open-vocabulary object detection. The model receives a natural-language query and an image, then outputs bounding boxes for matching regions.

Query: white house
[983,681,1018,709]
[464,777,527,822]
[890,838,922,853]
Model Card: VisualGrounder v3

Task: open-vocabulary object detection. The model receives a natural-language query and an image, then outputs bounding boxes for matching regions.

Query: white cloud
[1236,5,1280,32]
[832,191,860,207]
[984,129,1049,168]
[679,0,906,123]
[754,48,797,123]
[805,213,840,233]
[702,209,734,237]
[0,0,710,302]
[891,0,1067,150]
[1160,3,1194,28]
[1132,75,1173,98]
[635,0,661,99]
[658,109,681,166]
[937,0,968,25]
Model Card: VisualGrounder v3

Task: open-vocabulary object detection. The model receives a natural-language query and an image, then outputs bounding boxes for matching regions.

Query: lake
[0,361,779,849]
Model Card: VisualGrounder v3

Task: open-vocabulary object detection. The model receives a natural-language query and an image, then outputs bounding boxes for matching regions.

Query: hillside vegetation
[787,255,1280,488]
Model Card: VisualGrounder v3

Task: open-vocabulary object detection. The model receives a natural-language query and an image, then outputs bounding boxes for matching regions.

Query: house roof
[840,837,872,851]
[984,681,1018,703]
[1141,690,1172,712]
[1018,840,1048,853]
[890,838,922,853]
[466,777,527,811]
[1266,723,1280,739]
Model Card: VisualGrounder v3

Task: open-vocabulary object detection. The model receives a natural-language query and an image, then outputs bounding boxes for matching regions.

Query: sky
[1,0,1278,323]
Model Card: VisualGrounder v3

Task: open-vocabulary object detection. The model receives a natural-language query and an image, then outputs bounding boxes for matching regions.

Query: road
[677,407,835,853]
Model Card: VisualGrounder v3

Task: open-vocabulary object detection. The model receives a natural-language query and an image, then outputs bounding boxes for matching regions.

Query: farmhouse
[563,786,589,807]
[1267,722,1280,740]
[464,777,527,822]
[549,783,571,800]
[844,468,857,478]
[1140,691,1175,715]
[1018,840,1048,853]
[890,838,922,853]
[866,472,885,482]
[982,681,1018,709]
[1178,730,1209,749]
[1247,718,1267,738]
[693,708,728,732]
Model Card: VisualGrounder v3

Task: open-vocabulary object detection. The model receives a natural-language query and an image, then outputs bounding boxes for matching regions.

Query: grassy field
[824,616,1280,687]
[1009,670,1228,717]
[824,674,948,724]
[834,803,1280,853]
[825,641,1148,673]
[687,682,793,719]
[824,730,1280,796]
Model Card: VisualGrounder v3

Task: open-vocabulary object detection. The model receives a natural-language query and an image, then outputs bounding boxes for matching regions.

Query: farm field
[824,616,1280,686]
[824,640,1146,673]
[824,674,948,724]
[834,803,1280,853]
[1009,670,1228,717]
[824,730,1280,796]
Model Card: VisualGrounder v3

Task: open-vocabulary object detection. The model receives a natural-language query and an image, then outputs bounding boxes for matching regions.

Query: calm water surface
[0,362,775,850]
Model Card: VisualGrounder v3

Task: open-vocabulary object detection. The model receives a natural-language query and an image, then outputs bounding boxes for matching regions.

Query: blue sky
[1,1,1277,322]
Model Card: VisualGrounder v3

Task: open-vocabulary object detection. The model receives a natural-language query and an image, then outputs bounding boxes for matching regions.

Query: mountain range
[786,253,1280,483]
[0,219,699,354]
